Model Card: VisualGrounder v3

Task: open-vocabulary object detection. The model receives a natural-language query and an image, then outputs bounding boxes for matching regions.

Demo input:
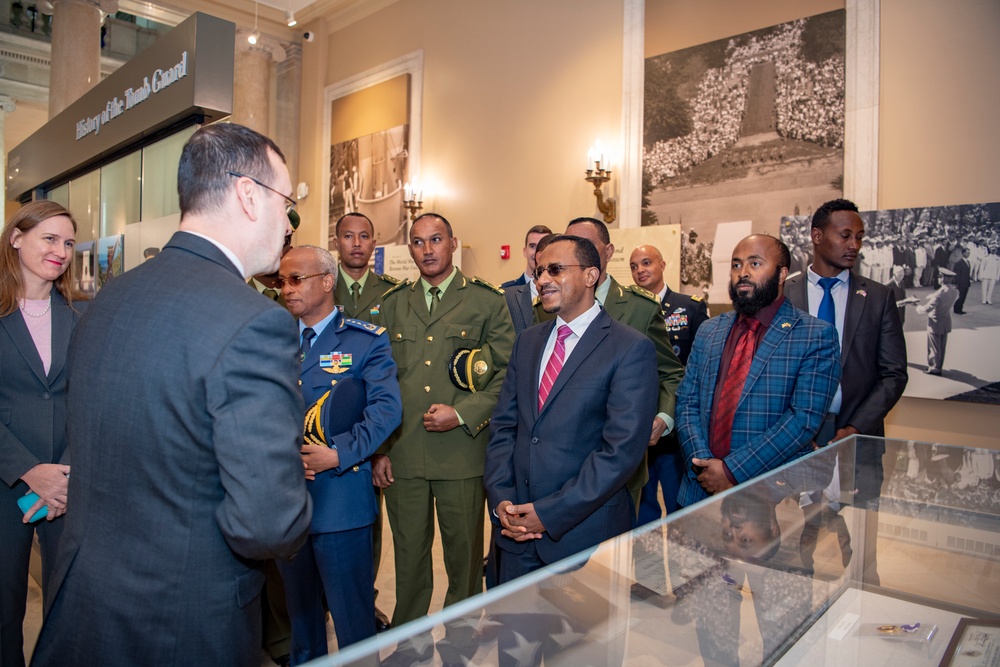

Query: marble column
[274,44,302,185]
[48,0,116,119]
[233,33,286,136]
[1,95,16,215]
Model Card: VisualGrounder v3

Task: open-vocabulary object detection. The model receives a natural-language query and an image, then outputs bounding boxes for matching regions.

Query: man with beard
[676,235,841,506]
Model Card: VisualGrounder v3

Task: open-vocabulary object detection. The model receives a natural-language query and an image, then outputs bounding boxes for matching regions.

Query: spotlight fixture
[248,0,259,44]
[285,2,297,27]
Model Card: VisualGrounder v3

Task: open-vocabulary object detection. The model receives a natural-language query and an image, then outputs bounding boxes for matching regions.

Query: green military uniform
[377,268,514,627]
[334,267,400,320]
[333,267,400,620]
[536,275,685,512]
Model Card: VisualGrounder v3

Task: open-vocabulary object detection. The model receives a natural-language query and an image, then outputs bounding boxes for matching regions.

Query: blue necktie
[300,327,316,362]
[817,277,838,325]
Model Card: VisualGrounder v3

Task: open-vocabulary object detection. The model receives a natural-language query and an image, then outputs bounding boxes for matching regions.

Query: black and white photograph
[328,124,410,249]
[642,10,845,304]
[782,202,1000,404]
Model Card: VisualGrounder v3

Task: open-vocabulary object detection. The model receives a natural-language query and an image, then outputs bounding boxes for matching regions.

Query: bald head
[629,245,667,293]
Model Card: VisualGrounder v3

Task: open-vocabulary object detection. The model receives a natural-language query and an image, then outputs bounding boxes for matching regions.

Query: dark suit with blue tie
[280,311,401,663]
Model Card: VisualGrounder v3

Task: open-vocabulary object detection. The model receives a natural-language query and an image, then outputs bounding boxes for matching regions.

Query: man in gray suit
[32,124,312,667]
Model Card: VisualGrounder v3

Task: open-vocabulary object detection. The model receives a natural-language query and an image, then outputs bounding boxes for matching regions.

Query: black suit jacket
[33,232,312,667]
[785,272,908,438]
[485,309,658,565]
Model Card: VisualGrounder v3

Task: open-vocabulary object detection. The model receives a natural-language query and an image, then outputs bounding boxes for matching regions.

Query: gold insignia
[323,366,349,374]
[781,322,791,328]
[470,276,504,295]
[473,360,488,376]
[627,284,659,303]
[691,295,704,302]
[380,273,402,285]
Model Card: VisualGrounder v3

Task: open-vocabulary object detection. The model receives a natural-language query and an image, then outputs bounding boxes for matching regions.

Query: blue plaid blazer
[676,299,841,507]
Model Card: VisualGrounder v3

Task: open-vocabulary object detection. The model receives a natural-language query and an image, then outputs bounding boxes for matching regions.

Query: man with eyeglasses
[330,211,400,632]
[535,218,684,519]
[375,213,514,666]
[276,245,401,664]
[32,124,312,667]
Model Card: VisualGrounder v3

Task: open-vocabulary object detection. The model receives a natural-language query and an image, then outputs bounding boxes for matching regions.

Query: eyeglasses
[275,273,328,289]
[533,263,586,280]
[227,171,297,214]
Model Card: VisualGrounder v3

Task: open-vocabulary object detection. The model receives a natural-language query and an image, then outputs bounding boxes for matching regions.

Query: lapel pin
[781,322,791,329]
[856,289,867,297]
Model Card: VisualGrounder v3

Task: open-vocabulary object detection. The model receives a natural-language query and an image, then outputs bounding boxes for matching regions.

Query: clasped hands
[496,500,546,542]
[20,463,70,523]
[690,457,734,495]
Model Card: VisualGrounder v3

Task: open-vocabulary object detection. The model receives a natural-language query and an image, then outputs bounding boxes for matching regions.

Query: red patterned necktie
[538,324,572,411]
[710,318,761,458]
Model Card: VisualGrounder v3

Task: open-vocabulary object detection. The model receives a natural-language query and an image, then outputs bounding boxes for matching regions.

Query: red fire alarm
[500,245,510,260]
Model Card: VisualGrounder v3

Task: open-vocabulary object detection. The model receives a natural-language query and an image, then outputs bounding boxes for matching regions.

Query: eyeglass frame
[533,263,587,280]
[274,272,328,289]
[227,171,297,214]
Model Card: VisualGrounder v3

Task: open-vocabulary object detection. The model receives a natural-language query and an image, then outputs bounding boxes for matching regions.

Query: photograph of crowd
[642,10,845,304]
[781,202,1000,404]
[328,124,410,250]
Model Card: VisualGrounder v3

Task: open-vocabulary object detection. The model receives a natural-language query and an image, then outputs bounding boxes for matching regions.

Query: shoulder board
[344,318,387,335]
[626,284,660,303]
[690,295,704,302]
[377,273,402,286]
[470,276,504,295]
[379,279,410,300]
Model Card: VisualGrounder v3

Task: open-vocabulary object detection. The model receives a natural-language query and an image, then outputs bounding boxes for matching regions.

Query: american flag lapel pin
[856,289,867,297]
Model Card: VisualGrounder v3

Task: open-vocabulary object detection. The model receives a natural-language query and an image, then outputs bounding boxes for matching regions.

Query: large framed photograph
[939,618,1000,667]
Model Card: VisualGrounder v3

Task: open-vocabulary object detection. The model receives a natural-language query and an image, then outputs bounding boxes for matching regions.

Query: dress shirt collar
[300,308,338,339]
[339,267,370,292]
[180,231,245,278]
[419,267,457,298]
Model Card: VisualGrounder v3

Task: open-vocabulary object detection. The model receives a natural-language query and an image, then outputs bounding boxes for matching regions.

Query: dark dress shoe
[375,606,391,633]
[272,655,290,667]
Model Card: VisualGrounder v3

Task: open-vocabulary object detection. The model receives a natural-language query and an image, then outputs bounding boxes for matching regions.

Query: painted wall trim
[620,0,644,229]
[844,0,880,210]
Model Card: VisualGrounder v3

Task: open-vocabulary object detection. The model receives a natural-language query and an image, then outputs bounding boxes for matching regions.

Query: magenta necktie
[538,324,572,411]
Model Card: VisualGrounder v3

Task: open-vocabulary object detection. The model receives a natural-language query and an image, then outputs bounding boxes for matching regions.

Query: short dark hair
[567,217,611,244]
[523,225,552,246]
[541,234,601,272]
[811,198,859,231]
[771,236,792,270]
[335,212,374,236]
[534,233,559,256]
[412,212,453,237]
[177,123,286,218]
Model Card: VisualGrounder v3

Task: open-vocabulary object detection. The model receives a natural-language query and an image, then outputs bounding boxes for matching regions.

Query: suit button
[461,330,467,337]
[41,392,51,400]
[424,386,431,392]
[524,479,529,485]
[297,380,302,386]
[352,465,360,472]
[425,360,431,366]
[531,437,538,444]
[396,333,402,340]
[331,379,337,386]
[427,336,434,341]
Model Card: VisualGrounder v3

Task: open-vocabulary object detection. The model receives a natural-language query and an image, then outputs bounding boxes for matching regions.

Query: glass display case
[309,437,1000,666]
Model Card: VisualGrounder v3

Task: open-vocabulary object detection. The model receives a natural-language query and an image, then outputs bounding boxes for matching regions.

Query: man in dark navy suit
[278,246,401,664]
[486,234,658,581]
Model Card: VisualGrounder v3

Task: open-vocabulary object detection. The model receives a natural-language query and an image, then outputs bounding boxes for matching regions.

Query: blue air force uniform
[278,310,402,664]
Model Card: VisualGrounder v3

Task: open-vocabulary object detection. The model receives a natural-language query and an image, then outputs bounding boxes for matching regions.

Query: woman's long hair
[0,201,89,318]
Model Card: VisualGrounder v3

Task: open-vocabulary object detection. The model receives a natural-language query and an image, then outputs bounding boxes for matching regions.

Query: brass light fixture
[585,142,616,223]
[403,182,423,221]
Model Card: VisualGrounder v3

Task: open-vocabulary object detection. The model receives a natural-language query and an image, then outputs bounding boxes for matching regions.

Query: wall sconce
[402,182,423,221]
[585,142,616,224]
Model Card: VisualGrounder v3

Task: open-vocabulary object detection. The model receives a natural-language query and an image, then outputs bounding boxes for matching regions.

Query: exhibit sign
[7,12,235,199]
